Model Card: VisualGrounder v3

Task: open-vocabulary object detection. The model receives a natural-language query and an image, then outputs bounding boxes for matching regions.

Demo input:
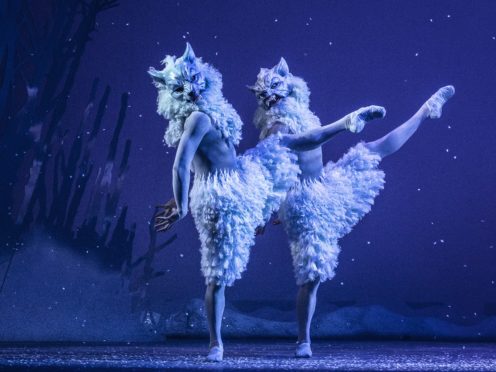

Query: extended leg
[365,86,455,158]
[295,278,321,358]
[205,283,225,361]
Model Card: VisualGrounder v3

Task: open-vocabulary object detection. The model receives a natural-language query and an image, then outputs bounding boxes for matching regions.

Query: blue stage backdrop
[0,0,495,341]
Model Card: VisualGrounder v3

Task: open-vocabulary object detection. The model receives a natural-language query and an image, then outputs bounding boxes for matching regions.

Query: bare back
[267,122,324,180]
[171,111,238,216]
[182,112,238,177]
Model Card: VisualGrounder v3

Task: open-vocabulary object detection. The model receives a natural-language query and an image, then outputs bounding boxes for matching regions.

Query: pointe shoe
[206,345,224,362]
[424,85,455,119]
[295,342,312,358]
[346,105,386,133]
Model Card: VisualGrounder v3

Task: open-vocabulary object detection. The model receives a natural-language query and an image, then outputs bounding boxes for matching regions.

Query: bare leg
[365,86,455,158]
[295,278,321,358]
[365,105,428,158]
[205,283,225,361]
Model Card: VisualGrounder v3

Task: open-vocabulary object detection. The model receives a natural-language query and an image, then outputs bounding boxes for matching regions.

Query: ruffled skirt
[279,142,385,285]
[189,135,299,286]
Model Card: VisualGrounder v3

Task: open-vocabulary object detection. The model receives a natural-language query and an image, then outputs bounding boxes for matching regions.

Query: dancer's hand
[155,198,180,232]
[255,225,266,236]
[256,217,281,236]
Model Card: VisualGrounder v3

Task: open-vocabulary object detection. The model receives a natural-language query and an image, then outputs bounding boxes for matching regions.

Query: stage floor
[0,340,495,371]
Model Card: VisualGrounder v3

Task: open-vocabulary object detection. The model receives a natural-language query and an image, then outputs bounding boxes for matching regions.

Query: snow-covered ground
[1,242,496,343]
[0,340,495,371]
[163,298,496,341]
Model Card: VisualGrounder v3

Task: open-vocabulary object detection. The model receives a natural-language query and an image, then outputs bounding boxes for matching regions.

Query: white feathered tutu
[189,135,299,286]
[279,142,385,285]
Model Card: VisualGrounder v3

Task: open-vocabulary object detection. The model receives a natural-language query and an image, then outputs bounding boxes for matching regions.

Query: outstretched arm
[155,112,210,232]
[281,105,386,152]
[281,118,347,152]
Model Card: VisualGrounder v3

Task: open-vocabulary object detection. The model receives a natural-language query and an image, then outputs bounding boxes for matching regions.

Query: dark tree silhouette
[128,209,177,315]
[0,1,177,324]
[0,0,145,292]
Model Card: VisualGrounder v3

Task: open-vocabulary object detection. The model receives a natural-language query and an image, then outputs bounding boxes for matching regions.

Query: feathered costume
[190,136,298,286]
[254,75,385,286]
[150,46,299,286]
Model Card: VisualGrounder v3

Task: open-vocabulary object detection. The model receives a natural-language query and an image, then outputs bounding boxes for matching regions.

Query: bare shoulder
[184,111,211,133]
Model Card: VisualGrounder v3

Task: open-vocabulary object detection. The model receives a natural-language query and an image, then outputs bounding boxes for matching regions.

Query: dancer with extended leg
[149,45,385,361]
[249,57,454,358]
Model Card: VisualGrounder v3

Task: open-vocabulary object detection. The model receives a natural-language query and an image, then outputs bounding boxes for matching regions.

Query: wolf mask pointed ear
[148,67,166,85]
[181,42,196,63]
[274,57,289,76]
[246,84,258,93]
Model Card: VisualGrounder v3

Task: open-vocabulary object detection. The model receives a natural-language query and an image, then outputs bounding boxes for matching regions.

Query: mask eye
[173,86,184,93]
[271,81,280,89]
[192,74,199,82]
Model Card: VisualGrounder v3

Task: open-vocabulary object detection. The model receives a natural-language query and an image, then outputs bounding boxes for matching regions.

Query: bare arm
[173,112,210,217]
[281,105,386,151]
[280,116,348,152]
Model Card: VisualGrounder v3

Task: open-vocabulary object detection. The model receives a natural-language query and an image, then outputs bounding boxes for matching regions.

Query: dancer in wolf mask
[149,44,385,361]
[249,57,454,358]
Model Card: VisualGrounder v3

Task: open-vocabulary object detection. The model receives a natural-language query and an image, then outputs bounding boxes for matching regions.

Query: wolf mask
[149,43,242,147]
[248,57,311,110]
[250,58,320,138]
